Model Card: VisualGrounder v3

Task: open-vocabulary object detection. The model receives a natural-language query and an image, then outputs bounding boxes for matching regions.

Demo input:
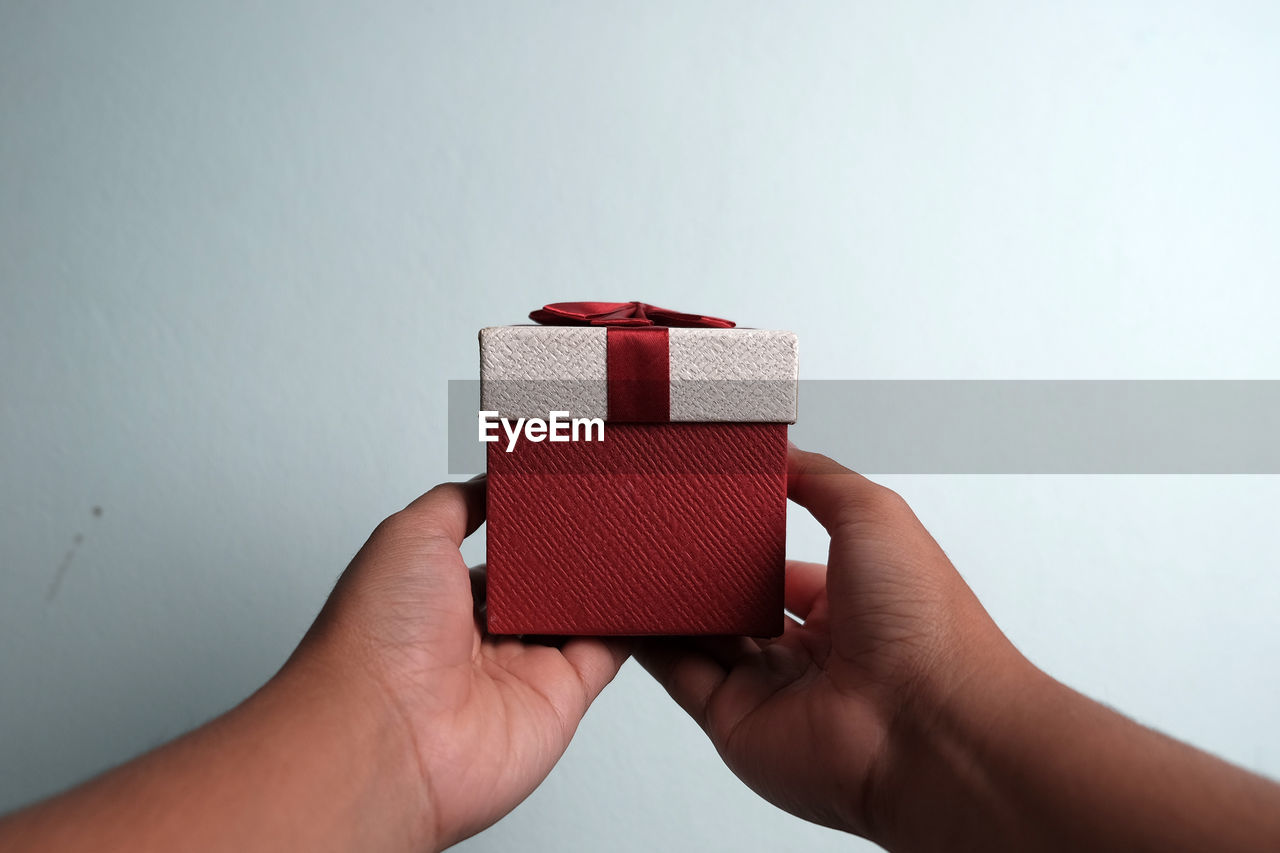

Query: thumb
[787,444,911,533]
[786,444,934,628]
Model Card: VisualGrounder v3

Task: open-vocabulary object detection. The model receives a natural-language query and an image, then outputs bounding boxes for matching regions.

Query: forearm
[874,648,1280,852]
[0,655,433,853]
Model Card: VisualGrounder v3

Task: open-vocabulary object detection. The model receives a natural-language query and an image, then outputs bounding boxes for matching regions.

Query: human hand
[289,477,628,851]
[636,445,1027,843]
[9,457,1273,853]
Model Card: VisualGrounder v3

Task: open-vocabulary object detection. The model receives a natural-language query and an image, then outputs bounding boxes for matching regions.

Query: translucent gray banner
[448,380,1280,474]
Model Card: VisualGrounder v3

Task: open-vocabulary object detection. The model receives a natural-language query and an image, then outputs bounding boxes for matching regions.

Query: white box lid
[479,325,797,423]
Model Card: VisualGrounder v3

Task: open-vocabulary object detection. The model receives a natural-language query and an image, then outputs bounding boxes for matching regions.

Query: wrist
[863,636,1046,850]
[261,642,440,853]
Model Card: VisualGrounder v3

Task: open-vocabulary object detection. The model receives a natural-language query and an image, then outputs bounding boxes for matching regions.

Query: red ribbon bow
[529,301,735,329]
[527,302,733,421]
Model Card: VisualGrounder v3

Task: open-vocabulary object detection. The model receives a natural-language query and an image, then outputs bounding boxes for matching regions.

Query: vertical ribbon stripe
[606,327,670,422]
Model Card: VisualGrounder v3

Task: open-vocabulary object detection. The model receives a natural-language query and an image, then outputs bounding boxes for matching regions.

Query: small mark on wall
[46,506,104,603]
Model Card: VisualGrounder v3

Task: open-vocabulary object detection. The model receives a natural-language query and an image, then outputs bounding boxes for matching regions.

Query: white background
[3,3,1279,850]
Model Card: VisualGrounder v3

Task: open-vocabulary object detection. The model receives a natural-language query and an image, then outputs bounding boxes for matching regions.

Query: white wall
[3,2,1279,850]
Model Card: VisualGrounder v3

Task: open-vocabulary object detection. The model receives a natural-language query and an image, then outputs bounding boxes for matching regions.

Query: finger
[396,476,487,547]
[634,639,728,730]
[520,634,569,649]
[493,637,628,734]
[560,637,631,707]
[694,635,760,669]
[469,563,487,615]
[787,444,904,532]
[749,614,801,650]
[784,559,827,620]
[772,610,831,666]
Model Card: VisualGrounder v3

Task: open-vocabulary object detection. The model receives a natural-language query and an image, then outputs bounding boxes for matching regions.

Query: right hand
[635,444,1027,842]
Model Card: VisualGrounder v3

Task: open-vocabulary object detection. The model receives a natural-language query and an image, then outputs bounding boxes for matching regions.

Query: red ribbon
[529,301,735,329]
[605,327,669,422]
[529,302,734,421]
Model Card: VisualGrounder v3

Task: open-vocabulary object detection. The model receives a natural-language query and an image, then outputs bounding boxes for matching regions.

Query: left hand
[293,476,628,850]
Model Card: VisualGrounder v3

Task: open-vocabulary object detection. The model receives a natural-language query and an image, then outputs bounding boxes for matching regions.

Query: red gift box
[481,302,797,636]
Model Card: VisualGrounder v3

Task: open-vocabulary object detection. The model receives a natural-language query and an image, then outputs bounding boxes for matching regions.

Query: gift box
[480,302,797,636]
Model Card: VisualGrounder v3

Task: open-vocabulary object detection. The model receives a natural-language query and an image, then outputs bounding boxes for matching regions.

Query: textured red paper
[486,423,788,636]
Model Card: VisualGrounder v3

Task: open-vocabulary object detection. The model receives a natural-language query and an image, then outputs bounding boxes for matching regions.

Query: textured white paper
[479,326,797,422]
